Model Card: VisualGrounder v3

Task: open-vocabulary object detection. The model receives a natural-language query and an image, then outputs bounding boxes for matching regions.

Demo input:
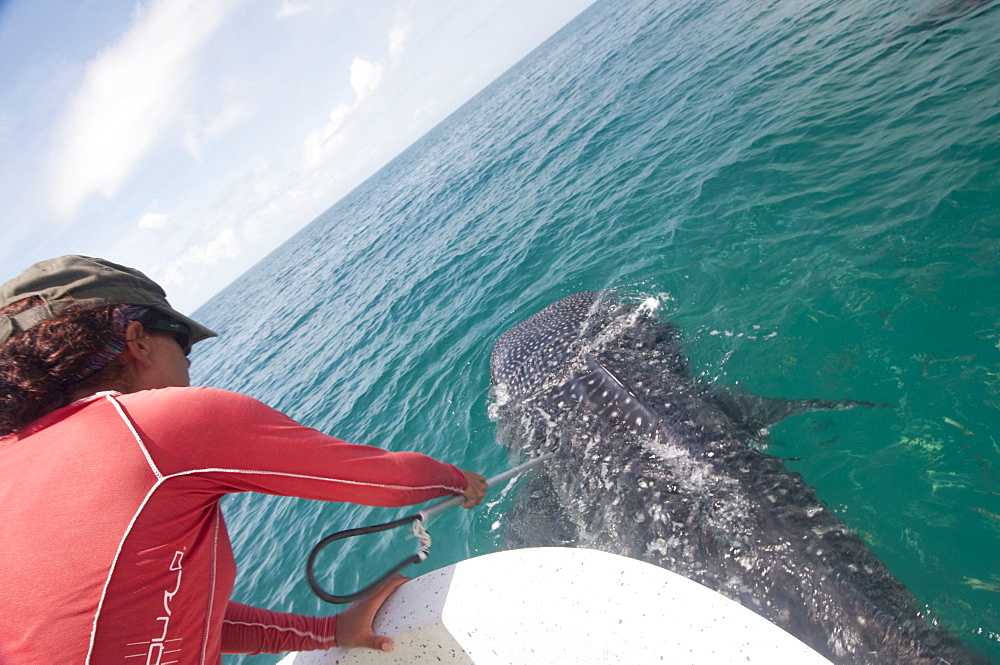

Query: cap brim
[151,306,217,343]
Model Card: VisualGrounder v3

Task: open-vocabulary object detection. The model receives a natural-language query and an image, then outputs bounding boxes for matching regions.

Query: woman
[0,255,487,664]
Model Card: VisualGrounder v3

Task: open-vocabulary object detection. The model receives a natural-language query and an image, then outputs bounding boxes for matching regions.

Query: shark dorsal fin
[562,357,660,437]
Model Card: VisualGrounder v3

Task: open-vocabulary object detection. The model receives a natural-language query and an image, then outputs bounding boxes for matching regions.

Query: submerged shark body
[903,0,997,34]
[490,291,986,665]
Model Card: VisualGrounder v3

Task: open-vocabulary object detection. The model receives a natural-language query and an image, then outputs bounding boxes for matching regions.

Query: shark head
[490,291,604,398]
[490,291,693,441]
[491,291,689,401]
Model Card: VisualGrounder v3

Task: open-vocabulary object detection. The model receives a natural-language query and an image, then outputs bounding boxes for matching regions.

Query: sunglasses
[141,318,193,356]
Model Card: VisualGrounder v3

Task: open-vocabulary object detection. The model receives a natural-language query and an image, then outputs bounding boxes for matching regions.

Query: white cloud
[349,57,384,100]
[49,0,241,218]
[183,102,254,160]
[157,228,243,308]
[298,55,387,175]
[187,227,240,263]
[275,1,310,19]
[300,102,353,173]
[161,227,241,292]
[388,23,411,67]
[137,211,169,230]
[204,103,252,139]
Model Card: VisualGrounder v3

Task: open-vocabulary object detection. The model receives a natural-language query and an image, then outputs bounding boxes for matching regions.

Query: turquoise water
[190,0,1000,661]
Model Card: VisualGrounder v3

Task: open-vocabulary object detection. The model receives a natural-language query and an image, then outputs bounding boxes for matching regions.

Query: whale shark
[903,0,997,34]
[489,291,987,665]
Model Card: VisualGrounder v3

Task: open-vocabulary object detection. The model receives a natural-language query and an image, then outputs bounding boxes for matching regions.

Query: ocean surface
[189,0,1000,662]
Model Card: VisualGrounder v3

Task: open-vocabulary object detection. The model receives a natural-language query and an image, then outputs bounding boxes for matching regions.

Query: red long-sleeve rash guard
[0,387,468,664]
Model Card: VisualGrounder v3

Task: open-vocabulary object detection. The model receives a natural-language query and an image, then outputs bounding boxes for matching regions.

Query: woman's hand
[460,470,487,508]
[334,574,408,651]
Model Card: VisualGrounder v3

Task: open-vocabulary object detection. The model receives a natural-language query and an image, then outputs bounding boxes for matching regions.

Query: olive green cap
[0,255,217,345]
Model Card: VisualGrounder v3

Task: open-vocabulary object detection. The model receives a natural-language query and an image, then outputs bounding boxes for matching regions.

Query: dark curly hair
[0,298,130,436]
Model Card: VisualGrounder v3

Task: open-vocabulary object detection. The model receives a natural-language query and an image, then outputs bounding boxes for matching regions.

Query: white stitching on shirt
[85,478,167,664]
[104,393,163,479]
[86,395,168,664]
[158,466,463,494]
[198,508,221,665]
[106,393,462,495]
[221,619,336,645]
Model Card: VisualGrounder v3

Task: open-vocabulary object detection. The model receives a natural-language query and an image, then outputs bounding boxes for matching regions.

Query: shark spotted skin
[490,291,988,665]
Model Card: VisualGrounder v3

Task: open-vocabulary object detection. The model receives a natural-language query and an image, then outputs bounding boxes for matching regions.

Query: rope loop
[412,518,431,561]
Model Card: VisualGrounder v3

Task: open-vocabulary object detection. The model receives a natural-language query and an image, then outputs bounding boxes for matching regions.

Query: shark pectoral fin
[708,388,893,436]
[563,357,661,436]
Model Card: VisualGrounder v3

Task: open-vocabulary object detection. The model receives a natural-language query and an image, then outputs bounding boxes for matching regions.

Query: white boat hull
[279,547,833,664]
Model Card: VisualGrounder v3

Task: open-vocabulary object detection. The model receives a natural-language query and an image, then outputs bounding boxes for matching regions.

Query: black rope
[305,454,553,604]
[305,514,422,604]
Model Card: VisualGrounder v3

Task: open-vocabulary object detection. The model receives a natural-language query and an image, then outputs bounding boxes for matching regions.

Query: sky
[0,0,594,314]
